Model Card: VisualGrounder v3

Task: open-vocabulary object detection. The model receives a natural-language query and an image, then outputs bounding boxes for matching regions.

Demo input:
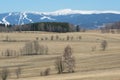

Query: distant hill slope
[1,9,120,29]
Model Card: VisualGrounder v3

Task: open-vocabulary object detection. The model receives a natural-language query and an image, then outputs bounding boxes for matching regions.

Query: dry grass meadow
[0,30,120,80]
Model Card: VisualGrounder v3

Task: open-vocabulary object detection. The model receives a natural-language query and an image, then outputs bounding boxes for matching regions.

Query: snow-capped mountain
[1,9,120,29]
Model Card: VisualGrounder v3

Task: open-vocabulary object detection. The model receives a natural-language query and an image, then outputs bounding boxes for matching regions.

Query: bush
[0,68,9,80]
[56,35,59,40]
[66,36,70,41]
[78,36,82,40]
[44,68,51,76]
[51,36,54,40]
[101,40,108,51]
[40,68,51,76]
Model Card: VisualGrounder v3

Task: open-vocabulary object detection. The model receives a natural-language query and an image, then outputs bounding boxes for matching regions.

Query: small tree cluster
[101,40,108,51]
[21,40,48,55]
[1,49,17,57]
[40,68,51,76]
[40,35,82,41]
[55,45,75,74]
[100,22,120,34]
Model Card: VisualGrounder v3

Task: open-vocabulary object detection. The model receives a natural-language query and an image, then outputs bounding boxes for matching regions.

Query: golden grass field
[0,31,120,80]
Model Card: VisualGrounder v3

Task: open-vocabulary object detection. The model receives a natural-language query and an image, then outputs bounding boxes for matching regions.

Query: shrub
[40,68,51,76]
[101,40,108,51]
[44,68,51,76]
[0,68,9,80]
[51,36,54,40]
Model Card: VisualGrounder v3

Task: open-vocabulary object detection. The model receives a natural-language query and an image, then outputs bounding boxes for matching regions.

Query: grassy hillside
[0,31,120,80]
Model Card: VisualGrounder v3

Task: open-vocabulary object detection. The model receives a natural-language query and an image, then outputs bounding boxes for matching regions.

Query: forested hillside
[0,22,76,32]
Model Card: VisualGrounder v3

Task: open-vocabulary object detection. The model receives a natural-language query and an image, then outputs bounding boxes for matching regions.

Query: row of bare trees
[40,35,82,41]
[20,40,48,55]
[0,45,75,80]
[1,40,48,57]
[100,22,120,34]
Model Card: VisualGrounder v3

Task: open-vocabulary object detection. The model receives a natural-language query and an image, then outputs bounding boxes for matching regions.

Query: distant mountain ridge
[1,9,120,29]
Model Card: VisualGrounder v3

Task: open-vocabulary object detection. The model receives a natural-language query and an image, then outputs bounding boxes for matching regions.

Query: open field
[0,31,120,80]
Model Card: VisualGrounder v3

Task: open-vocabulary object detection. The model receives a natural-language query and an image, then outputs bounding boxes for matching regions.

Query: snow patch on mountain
[28,11,45,15]
[18,12,33,25]
[48,9,120,15]
[2,13,12,25]
[29,9,120,16]
[23,12,33,23]
[40,16,55,20]
[18,12,23,25]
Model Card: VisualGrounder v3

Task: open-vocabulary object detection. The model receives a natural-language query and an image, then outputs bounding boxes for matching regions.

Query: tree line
[0,22,81,32]
[100,22,120,33]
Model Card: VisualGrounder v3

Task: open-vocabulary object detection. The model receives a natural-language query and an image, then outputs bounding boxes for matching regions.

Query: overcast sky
[0,0,119,13]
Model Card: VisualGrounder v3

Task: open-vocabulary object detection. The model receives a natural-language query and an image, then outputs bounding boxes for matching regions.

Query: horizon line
[1,9,120,14]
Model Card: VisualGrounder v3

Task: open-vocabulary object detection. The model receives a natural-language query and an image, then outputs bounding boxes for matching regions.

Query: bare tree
[51,35,54,40]
[44,45,48,55]
[63,45,75,73]
[101,40,108,51]
[55,45,75,74]
[33,40,40,55]
[15,67,21,79]
[0,68,9,80]
[23,42,33,55]
[5,49,10,57]
[66,36,70,41]
[55,56,64,74]
[78,36,82,40]
[56,35,59,40]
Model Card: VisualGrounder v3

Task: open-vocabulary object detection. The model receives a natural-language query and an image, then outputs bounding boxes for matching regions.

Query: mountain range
[1,9,120,29]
